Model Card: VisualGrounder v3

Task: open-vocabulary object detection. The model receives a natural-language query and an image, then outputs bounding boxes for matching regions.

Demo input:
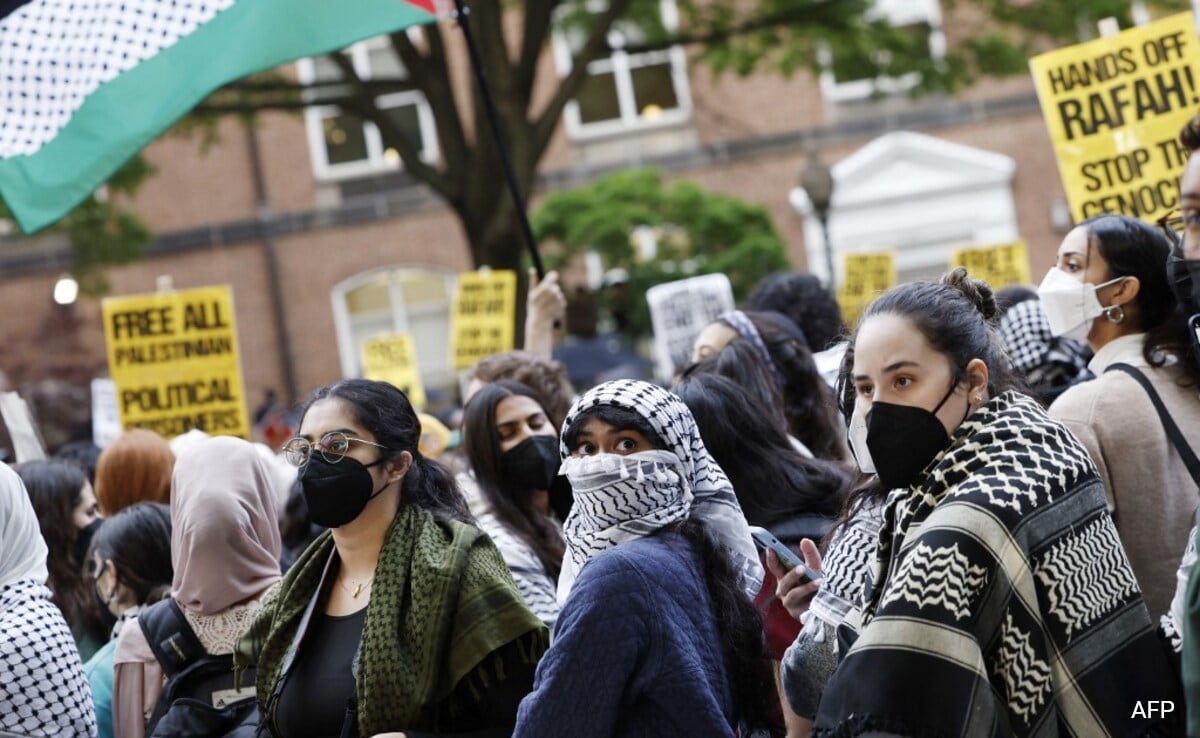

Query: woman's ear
[966,358,990,402]
[1110,275,1141,307]
[389,450,414,485]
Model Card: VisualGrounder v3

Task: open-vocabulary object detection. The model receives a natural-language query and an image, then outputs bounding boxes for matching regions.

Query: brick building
[0,0,1079,441]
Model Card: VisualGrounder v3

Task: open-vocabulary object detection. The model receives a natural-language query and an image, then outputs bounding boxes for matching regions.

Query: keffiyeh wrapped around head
[557,379,763,598]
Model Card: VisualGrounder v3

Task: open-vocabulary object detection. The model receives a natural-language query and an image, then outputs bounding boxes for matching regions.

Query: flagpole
[450,0,546,279]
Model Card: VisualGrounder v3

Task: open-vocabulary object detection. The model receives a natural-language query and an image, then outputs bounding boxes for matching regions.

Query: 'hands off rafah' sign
[1030,12,1200,224]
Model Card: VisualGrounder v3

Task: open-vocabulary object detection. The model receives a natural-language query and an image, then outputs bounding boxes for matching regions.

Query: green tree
[533,168,788,337]
[8,0,1188,285]
[0,154,153,295]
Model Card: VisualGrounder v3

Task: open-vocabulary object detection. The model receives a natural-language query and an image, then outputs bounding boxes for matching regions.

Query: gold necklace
[339,575,373,598]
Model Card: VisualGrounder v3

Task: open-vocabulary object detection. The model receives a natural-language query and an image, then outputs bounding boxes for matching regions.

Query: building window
[332,267,457,389]
[819,0,946,104]
[296,35,439,181]
[553,0,692,139]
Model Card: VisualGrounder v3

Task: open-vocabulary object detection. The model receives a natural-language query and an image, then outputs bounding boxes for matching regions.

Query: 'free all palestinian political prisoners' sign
[1030,12,1200,224]
[450,270,517,371]
[101,286,250,439]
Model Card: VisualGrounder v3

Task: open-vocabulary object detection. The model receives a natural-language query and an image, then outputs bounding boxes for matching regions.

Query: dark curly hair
[746,272,846,351]
[1181,109,1200,154]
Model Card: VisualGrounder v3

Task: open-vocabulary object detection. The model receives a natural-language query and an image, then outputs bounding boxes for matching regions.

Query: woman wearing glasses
[238,379,547,738]
[1040,213,1200,617]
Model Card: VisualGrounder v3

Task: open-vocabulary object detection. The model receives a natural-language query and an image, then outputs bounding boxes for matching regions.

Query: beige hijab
[171,436,282,615]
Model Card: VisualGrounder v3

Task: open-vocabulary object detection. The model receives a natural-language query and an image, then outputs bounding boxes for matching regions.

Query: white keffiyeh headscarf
[0,462,48,588]
[556,379,763,602]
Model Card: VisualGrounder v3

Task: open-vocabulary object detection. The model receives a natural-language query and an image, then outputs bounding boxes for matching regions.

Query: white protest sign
[91,378,122,448]
[0,392,46,462]
[646,273,736,380]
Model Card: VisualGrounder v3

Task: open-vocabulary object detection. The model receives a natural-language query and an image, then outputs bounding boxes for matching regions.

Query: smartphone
[749,526,820,585]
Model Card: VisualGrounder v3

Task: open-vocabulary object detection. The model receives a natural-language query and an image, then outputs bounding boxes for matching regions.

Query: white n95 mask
[1036,267,1123,342]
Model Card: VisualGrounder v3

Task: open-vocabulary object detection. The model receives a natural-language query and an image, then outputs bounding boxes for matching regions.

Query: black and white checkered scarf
[556,380,763,601]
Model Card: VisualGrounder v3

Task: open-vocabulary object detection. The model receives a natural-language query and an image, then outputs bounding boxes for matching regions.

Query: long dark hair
[831,268,1026,535]
[462,381,565,579]
[562,404,780,734]
[674,373,850,526]
[15,459,105,641]
[1080,213,1200,386]
[683,339,788,432]
[87,502,173,606]
[721,310,845,461]
[745,271,846,352]
[303,379,471,523]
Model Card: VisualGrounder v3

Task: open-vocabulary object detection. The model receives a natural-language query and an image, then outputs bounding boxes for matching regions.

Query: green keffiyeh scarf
[237,503,547,735]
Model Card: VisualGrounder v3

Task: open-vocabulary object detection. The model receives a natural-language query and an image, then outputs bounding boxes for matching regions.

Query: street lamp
[800,150,836,288]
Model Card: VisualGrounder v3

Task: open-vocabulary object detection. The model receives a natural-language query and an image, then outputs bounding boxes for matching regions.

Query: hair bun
[940,267,1000,324]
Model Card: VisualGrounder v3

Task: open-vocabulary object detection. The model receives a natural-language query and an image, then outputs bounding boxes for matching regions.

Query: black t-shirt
[274,606,367,738]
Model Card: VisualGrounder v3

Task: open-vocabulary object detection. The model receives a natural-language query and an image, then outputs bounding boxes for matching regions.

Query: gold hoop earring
[1104,305,1126,324]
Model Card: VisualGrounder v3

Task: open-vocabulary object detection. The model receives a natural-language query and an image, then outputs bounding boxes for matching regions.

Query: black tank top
[274,606,367,738]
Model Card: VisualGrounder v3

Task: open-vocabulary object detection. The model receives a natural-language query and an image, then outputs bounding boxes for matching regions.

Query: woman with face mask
[1042,213,1200,618]
[462,381,567,628]
[16,458,107,662]
[111,436,282,738]
[239,379,547,738]
[807,268,1178,737]
[81,503,173,738]
[0,462,96,737]
[514,379,777,738]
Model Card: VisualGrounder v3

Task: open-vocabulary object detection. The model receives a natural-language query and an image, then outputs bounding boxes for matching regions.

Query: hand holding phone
[749,526,821,585]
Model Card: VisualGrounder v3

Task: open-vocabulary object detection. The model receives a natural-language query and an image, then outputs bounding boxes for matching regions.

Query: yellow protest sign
[361,333,427,410]
[101,286,249,439]
[949,241,1032,289]
[450,270,517,370]
[1030,12,1200,224]
[838,251,896,327]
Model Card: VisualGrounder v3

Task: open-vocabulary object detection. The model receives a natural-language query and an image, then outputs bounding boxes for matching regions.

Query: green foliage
[533,169,788,337]
[0,154,153,296]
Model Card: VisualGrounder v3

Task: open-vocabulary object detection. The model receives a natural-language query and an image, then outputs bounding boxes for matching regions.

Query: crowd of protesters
[4,113,1200,738]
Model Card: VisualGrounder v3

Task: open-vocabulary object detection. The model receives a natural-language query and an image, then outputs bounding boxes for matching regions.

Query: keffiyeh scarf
[237,503,547,735]
[814,391,1179,737]
[557,380,763,600]
[998,299,1091,394]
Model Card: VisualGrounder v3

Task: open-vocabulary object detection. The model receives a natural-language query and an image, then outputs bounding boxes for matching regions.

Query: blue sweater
[514,533,735,738]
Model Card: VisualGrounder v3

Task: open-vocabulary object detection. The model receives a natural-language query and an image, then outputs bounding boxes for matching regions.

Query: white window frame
[819,0,947,104]
[296,33,439,182]
[552,0,693,141]
[331,266,458,385]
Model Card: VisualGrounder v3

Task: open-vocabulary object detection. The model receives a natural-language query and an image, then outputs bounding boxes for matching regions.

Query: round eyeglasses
[283,432,390,467]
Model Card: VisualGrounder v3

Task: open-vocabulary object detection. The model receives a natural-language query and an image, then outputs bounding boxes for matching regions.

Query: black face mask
[865,379,964,492]
[500,435,561,492]
[300,455,389,528]
[73,517,102,564]
[1167,250,1200,315]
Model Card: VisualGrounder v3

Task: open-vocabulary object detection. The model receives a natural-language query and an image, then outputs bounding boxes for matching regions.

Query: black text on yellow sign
[101,286,250,439]
[1030,12,1200,224]
[837,251,896,328]
[949,241,1032,290]
[361,333,427,410]
[450,271,517,371]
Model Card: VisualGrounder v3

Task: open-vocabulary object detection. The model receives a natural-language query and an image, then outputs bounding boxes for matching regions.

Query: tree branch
[390,27,471,179]
[619,0,851,57]
[516,0,561,102]
[531,0,634,158]
[326,51,455,200]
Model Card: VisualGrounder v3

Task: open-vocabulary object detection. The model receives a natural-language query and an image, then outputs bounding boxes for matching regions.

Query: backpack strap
[138,598,206,678]
[1106,362,1200,488]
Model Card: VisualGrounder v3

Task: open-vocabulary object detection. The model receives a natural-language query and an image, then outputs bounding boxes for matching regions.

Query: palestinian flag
[0,0,437,234]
